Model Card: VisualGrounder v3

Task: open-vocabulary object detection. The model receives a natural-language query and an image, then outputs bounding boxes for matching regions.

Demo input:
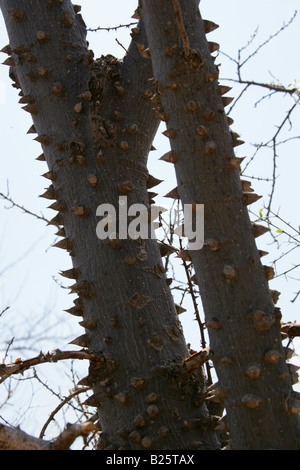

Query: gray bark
[0,0,219,450]
[140,0,299,450]
[0,424,50,450]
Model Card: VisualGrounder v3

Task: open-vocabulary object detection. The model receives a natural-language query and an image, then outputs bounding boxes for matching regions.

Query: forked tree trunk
[0,0,219,450]
[140,0,299,450]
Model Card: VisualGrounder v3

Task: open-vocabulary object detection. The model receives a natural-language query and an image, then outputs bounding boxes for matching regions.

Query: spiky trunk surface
[140,0,299,450]
[0,0,219,450]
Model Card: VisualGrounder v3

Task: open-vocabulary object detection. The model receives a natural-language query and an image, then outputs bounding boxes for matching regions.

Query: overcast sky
[0,0,299,436]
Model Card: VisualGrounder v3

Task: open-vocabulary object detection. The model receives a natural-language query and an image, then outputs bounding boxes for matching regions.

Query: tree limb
[0,424,50,450]
[0,420,97,450]
[0,349,102,384]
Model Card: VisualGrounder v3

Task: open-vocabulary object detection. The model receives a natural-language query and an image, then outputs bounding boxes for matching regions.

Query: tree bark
[0,0,219,450]
[0,424,50,450]
[0,421,97,450]
[140,0,299,450]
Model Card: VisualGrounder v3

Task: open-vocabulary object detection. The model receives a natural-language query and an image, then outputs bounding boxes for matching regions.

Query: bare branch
[281,323,300,338]
[0,192,50,223]
[51,420,98,450]
[39,387,91,439]
[239,11,297,69]
[172,0,190,58]
[224,78,299,97]
[0,307,10,318]
[181,348,210,374]
[0,349,103,384]
[0,423,50,450]
[115,38,137,62]
[87,21,137,32]
[2,338,14,365]
[291,291,300,304]
[178,240,212,384]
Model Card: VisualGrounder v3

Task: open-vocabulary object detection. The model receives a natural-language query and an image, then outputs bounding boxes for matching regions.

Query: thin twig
[51,420,98,450]
[39,387,90,439]
[0,307,10,318]
[0,419,97,450]
[87,22,137,33]
[291,291,300,303]
[240,11,297,69]
[274,263,300,280]
[181,348,210,374]
[267,209,300,236]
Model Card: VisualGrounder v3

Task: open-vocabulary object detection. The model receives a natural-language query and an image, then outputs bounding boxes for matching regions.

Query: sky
[0,0,299,441]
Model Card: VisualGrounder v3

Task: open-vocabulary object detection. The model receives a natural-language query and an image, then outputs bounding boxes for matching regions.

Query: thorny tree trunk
[140,0,300,450]
[0,0,219,450]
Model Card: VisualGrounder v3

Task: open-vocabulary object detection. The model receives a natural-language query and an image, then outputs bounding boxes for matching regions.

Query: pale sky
[0,0,299,438]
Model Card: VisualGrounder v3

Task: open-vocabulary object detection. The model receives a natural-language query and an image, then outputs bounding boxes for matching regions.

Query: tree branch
[172,0,190,58]
[39,387,92,440]
[223,78,299,96]
[0,424,50,450]
[0,420,97,450]
[0,349,103,384]
[0,192,50,223]
[50,421,98,450]
[87,21,137,32]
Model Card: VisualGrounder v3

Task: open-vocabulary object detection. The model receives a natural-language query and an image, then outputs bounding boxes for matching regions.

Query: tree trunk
[140,0,299,450]
[0,0,219,450]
